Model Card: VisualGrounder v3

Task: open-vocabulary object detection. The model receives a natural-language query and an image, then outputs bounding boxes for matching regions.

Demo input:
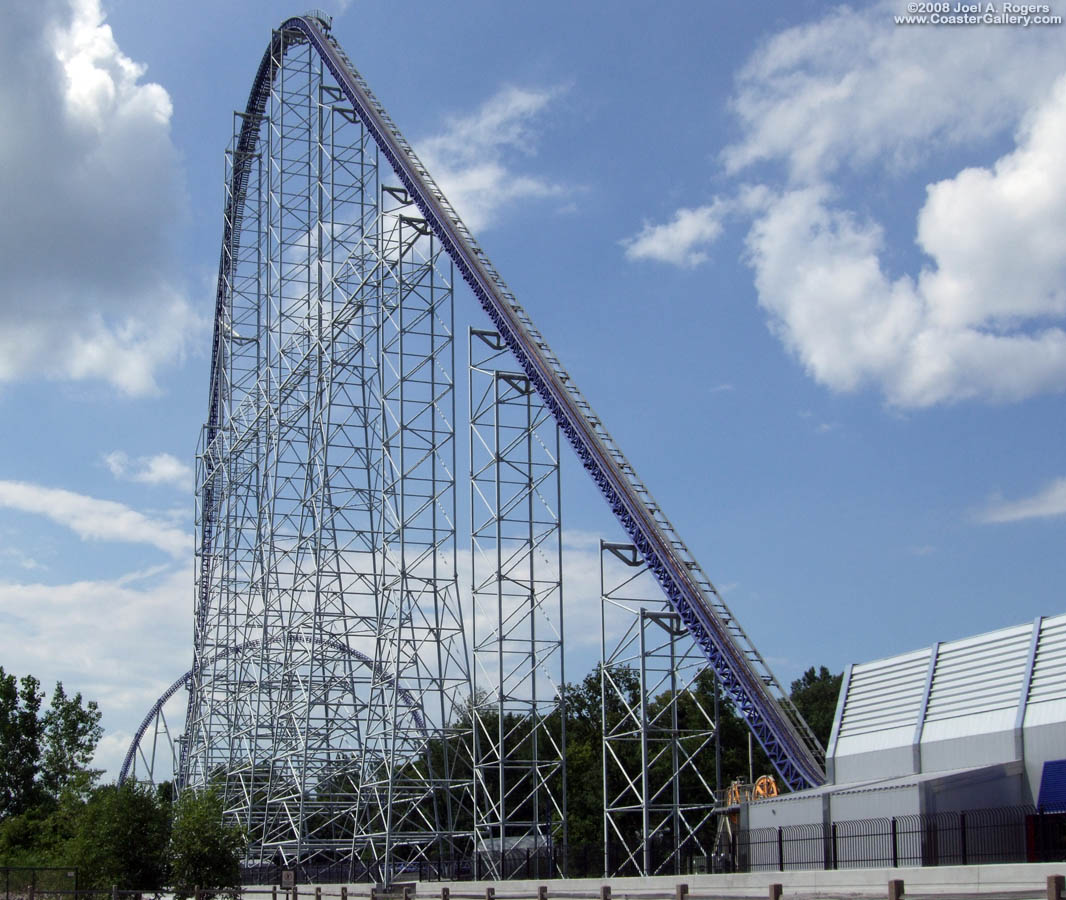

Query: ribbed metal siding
[838,650,930,739]
[1029,614,1066,706]
[925,624,1031,723]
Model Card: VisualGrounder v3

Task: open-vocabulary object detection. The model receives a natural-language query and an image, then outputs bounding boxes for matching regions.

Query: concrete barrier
[265,863,1066,899]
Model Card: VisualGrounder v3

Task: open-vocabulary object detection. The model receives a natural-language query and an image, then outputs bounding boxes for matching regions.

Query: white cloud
[622,202,728,268]
[0,0,202,395]
[723,1,1064,182]
[416,85,567,232]
[745,75,1066,407]
[0,547,46,572]
[0,564,191,780]
[701,2,1066,408]
[0,480,190,558]
[979,477,1066,523]
[104,450,193,490]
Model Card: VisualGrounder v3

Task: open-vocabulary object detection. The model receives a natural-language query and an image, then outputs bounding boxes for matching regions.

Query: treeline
[0,667,243,894]
[487,663,842,850]
[0,663,841,887]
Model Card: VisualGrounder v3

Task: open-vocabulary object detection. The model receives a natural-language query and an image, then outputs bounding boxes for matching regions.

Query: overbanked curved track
[200,14,825,790]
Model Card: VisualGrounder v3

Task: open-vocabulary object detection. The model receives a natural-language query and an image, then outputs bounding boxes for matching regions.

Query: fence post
[959,812,967,866]
[891,818,898,868]
[1047,875,1064,900]
[888,879,904,900]
[777,827,784,872]
[1044,870,1061,900]
[831,821,838,870]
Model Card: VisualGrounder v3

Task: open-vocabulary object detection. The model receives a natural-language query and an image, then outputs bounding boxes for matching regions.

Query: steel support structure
[600,542,718,877]
[270,14,823,789]
[180,19,827,886]
[182,25,472,877]
[122,680,185,791]
[469,329,566,879]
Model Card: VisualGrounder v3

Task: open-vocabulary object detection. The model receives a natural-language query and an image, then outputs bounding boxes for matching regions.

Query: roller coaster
[124,11,825,878]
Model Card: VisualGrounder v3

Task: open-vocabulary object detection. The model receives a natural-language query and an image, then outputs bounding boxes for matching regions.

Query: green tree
[169,787,245,897]
[41,682,103,802]
[67,782,170,890]
[789,665,843,748]
[0,804,67,866]
[0,669,44,820]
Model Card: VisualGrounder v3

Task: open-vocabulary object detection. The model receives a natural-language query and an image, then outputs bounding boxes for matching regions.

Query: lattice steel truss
[181,27,472,875]
[469,329,566,878]
[601,542,718,877]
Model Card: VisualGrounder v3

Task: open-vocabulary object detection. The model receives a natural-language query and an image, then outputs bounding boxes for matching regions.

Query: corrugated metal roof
[833,615,1066,772]
[1029,614,1066,705]
[837,649,928,739]
[925,623,1031,722]
[824,614,1065,795]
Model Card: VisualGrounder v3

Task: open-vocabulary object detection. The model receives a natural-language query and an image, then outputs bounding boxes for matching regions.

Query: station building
[745,612,1066,833]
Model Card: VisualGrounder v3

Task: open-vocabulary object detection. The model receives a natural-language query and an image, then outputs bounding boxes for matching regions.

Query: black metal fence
[736,805,1066,873]
[238,809,1066,883]
[241,846,598,886]
[13,806,1064,892]
[2,868,79,900]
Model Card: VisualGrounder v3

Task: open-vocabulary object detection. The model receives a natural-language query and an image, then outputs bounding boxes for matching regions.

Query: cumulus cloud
[622,202,728,267]
[979,477,1066,523]
[627,2,1066,406]
[416,85,567,232]
[104,450,193,490]
[745,75,1066,407]
[0,0,201,395]
[0,564,191,779]
[640,1,1066,409]
[0,480,190,558]
[723,2,1064,182]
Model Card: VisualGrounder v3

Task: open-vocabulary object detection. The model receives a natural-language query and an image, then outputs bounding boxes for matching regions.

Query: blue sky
[1,0,1065,777]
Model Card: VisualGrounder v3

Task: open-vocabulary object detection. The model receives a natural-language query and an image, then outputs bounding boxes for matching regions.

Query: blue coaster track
[199,14,826,791]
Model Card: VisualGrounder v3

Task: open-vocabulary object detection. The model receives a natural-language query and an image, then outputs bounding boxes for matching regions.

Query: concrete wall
[745,793,825,830]
[1024,700,1066,805]
[922,761,1026,814]
[830,783,919,822]
[307,862,1066,898]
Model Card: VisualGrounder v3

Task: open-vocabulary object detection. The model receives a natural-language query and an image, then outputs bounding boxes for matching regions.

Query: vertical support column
[600,542,718,877]
[184,32,474,879]
[360,183,472,880]
[470,328,566,879]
